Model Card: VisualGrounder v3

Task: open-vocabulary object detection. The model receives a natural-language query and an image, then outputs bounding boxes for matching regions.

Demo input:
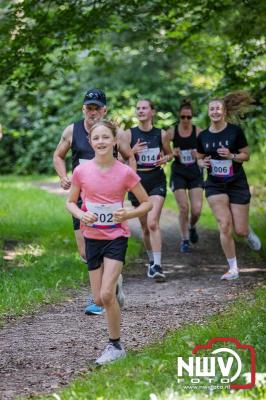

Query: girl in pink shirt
[66,120,151,365]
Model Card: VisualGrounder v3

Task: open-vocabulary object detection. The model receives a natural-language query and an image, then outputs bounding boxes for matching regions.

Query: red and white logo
[177,337,256,389]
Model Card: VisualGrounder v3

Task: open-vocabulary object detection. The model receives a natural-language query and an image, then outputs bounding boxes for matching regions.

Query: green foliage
[0,1,265,173]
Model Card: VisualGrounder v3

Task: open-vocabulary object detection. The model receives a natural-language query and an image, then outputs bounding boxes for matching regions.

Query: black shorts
[205,178,251,205]
[170,172,204,191]
[128,167,167,207]
[72,197,82,231]
[85,236,128,271]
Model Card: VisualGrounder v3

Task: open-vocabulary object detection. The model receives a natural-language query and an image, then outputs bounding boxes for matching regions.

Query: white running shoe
[116,274,125,308]
[247,227,261,251]
[221,270,239,280]
[95,343,126,365]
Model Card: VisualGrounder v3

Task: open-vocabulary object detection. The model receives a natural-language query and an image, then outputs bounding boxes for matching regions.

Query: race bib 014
[137,147,160,167]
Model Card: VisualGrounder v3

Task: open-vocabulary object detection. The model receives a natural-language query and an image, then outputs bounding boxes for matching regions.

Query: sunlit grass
[0,255,88,318]
[0,176,142,321]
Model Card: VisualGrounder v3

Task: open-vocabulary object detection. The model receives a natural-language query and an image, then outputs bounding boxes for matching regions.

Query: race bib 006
[85,201,122,229]
[137,147,160,167]
[210,159,233,177]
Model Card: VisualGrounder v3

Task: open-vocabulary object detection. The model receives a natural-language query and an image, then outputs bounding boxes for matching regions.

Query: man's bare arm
[53,124,73,189]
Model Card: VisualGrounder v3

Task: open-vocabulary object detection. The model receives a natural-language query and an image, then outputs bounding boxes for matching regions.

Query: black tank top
[172,124,197,165]
[172,124,201,176]
[130,126,162,171]
[71,120,94,171]
[173,125,197,151]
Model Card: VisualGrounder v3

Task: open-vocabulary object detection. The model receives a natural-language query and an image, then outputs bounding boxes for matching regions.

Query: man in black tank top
[53,89,135,314]
[54,89,107,258]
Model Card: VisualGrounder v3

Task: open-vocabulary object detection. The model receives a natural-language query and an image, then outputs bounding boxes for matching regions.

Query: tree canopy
[0,0,265,173]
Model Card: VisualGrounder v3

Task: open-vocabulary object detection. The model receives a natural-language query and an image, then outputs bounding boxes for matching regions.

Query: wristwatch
[232,153,237,160]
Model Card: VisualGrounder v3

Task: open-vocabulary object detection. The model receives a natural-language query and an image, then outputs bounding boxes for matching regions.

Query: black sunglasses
[180,115,192,120]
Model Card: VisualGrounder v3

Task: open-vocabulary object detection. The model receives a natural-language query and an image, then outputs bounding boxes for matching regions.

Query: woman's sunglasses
[180,115,192,120]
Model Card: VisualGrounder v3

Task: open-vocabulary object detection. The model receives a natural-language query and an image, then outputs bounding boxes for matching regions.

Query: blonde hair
[209,91,255,121]
[89,119,118,138]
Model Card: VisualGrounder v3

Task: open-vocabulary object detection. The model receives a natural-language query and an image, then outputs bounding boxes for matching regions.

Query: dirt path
[1,182,265,400]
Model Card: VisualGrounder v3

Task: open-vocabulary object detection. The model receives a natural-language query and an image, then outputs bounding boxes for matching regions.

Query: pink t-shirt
[72,159,140,240]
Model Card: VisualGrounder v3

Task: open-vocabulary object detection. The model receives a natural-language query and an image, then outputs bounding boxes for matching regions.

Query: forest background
[0,0,265,174]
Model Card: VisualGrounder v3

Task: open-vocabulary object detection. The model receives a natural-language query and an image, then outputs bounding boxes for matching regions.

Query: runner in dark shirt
[197,91,261,281]
[167,99,203,253]
[125,99,173,281]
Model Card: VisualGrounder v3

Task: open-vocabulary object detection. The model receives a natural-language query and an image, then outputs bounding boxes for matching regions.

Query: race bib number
[137,147,160,167]
[180,149,195,165]
[79,158,88,164]
[85,201,122,229]
[210,159,233,177]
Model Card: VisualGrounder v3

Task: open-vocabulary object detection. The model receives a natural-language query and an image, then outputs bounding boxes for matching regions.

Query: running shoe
[220,270,239,280]
[247,227,261,251]
[116,274,125,308]
[180,240,189,253]
[147,264,166,281]
[145,261,154,268]
[95,343,126,365]
[189,227,199,244]
[84,297,105,315]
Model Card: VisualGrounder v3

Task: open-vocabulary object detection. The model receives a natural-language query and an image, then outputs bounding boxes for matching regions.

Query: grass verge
[0,176,142,322]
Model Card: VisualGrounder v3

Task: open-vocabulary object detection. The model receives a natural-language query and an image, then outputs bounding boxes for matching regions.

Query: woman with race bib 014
[126,99,173,282]
[66,120,151,365]
[167,99,203,253]
[197,91,261,281]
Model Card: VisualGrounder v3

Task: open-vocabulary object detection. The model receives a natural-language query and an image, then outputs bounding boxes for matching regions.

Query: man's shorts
[205,178,251,205]
[170,172,204,191]
[128,167,167,207]
[85,236,128,271]
[72,197,82,231]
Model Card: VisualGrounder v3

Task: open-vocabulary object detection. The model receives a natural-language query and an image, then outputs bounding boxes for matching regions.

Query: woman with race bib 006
[167,99,203,253]
[197,91,261,281]
[126,99,173,281]
[66,120,151,365]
